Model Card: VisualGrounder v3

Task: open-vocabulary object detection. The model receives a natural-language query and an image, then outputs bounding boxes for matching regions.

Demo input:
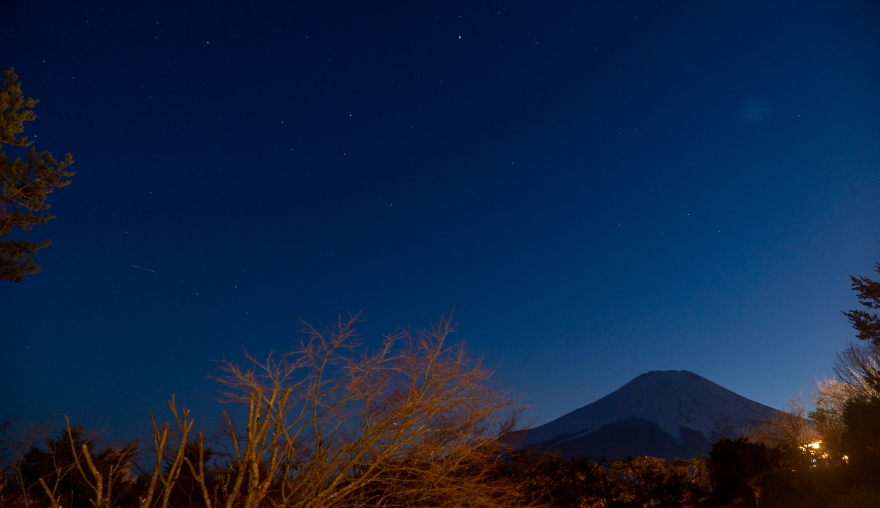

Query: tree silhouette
[843,256,880,347]
[18,425,139,508]
[0,67,74,283]
[836,253,880,483]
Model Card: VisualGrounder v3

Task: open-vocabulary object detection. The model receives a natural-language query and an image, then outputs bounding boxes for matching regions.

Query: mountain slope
[520,370,780,459]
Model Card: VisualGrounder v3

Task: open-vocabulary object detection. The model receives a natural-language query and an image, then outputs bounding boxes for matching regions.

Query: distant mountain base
[518,370,780,461]
[526,417,715,460]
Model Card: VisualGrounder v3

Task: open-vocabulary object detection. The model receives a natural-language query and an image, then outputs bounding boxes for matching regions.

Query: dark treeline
[2,421,879,508]
[0,426,713,508]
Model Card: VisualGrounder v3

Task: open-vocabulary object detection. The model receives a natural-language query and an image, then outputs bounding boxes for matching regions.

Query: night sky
[2,1,879,438]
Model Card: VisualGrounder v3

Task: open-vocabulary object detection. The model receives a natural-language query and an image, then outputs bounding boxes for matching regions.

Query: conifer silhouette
[0,68,74,283]
[843,257,880,346]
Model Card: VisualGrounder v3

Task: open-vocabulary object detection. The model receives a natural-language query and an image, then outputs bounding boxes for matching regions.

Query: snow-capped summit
[520,370,780,460]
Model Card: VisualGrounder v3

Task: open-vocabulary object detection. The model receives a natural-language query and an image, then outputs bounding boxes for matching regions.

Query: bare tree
[833,342,880,403]
[62,416,138,508]
[809,379,850,452]
[46,397,195,508]
[186,313,532,508]
[747,397,818,449]
[136,396,195,508]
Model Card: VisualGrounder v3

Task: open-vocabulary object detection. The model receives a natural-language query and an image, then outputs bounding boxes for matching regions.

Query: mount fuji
[519,370,781,460]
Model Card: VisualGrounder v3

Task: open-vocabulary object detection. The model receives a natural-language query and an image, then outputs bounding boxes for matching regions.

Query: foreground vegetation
[1,315,527,508]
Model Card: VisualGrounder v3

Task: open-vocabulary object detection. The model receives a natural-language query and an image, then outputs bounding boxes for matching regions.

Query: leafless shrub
[3,314,532,508]
[186,312,531,508]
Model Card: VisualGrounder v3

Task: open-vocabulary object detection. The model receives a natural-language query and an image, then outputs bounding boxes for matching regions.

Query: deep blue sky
[2,1,879,437]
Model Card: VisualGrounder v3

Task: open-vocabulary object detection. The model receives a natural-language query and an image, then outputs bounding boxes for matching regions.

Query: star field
[1,0,879,437]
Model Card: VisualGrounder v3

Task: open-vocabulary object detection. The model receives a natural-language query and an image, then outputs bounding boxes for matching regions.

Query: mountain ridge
[520,370,781,459]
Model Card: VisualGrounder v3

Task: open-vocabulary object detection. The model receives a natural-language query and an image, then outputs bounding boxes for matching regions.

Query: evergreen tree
[842,257,880,347]
[0,67,74,283]
[19,425,138,508]
[837,253,880,482]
